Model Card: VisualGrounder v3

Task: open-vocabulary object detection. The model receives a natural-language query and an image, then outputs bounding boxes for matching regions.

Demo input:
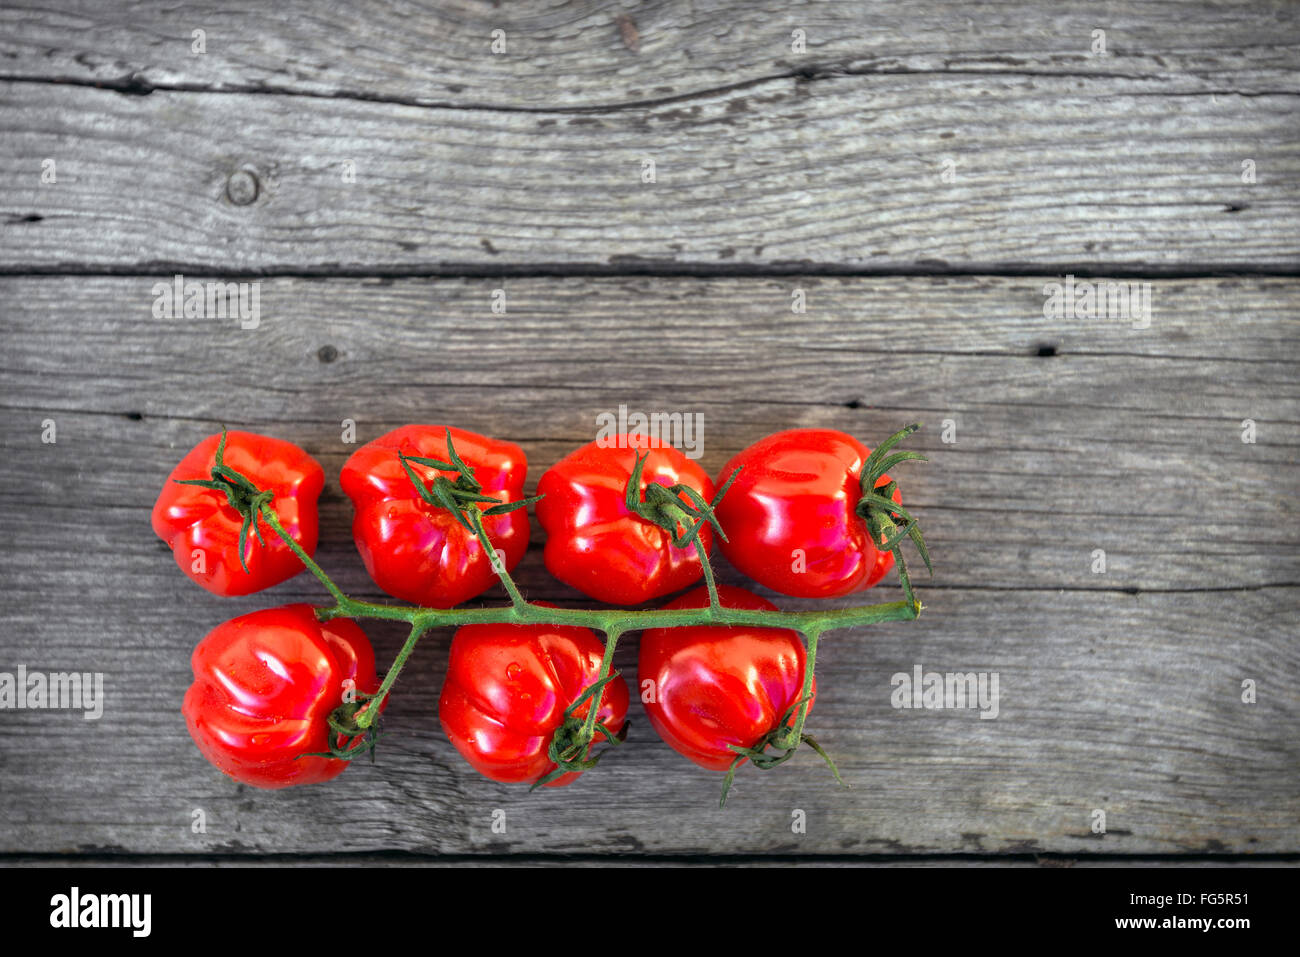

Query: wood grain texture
[6,855,1294,867]
[2,74,1296,272]
[1,275,1295,856]
[3,0,1298,108]
[2,0,1297,862]
[3,274,1297,590]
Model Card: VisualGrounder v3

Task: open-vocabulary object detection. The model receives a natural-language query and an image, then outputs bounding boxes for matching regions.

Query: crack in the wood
[3,69,802,112]
[2,850,1296,863]
[0,63,1295,116]
[2,263,1299,280]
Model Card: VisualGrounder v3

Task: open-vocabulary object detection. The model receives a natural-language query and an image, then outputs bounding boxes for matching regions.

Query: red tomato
[439,618,629,787]
[152,430,323,596]
[713,429,901,598]
[639,585,814,771]
[535,435,716,605]
[182,604,380,789]
[340,425,531,608]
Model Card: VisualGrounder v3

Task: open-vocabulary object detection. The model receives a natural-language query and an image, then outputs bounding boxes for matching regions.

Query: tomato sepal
[171,427,280,574]
[529,671,630,790]
[292,690,386,765]
[718,695,848,807]
[851,423,935,609]
[624,449,738,549]
[396,428,544,532]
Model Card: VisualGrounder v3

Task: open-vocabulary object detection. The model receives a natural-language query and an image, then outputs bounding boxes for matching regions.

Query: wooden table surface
[1,1,1297,865]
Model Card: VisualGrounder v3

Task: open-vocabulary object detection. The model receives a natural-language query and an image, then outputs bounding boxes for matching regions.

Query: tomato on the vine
[439,617,629,787]
[182,604,380,789]
[536,435,717,605]
[152,430,324,596]
[713,429,905,599]
[639,584,814,771]
[340,425,531,608]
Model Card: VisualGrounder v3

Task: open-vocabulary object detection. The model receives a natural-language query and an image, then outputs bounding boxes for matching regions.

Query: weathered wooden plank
[3,0,1298,108]
[1,580,1294,855]
[2,77,1296,271]
[1,275,1296,592]
[6,855,1293,867]
[5,274,1294,590]
[0,275,1296,855]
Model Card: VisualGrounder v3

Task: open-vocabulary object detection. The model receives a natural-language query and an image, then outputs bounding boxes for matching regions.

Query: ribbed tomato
[439,618,629,787]
[639,584,813,771]
[713,429,900,598]
[536,435,715,605]
[340,425,531,608]
[182,604,380,788]
[152,430,323,596]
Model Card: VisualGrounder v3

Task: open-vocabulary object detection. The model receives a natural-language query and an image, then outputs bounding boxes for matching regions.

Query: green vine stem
[296,580,920,635]
[218,425,931,791]
[772,626,822,752]
[579,628,622,745]
[354,619,430,730]
[466,506,528,609]
[259,505,350,608]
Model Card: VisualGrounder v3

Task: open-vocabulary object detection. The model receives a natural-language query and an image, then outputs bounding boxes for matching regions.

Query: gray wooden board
[5,856,1297,868]
[4,0,1299,107]
[0,275,1296,856]
[2,0,1297,863]
[1,74,1298,272]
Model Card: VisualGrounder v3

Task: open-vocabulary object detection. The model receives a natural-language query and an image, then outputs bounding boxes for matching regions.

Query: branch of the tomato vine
[577,626,622,750]
[465,507,528,609]
[258,502,921,631]
[353,619,428,730]
[258,504,349,608]
[773,626,822,753]
[772,536,921,754]
[256,501,921,769]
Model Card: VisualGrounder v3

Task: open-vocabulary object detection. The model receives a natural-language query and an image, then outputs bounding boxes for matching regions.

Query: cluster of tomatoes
[152,424,922,796]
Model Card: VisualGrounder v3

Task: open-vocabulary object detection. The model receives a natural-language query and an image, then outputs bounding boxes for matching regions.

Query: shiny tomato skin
[340,425,531,608]
[714,429,900,599]
[639,585,814,771]
[182,604,380,789]
[439,618,629,787]
[535,435,715,605]
[151,431,324,596]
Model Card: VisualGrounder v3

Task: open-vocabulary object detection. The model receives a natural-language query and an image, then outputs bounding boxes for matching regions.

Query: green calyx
[303,691,383,762]
[853,422,933,610]
[530,672,629,790]
[173,427,274,574]
[624,450,739,549]
[399,428,542,531]
[720,695,846,807]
